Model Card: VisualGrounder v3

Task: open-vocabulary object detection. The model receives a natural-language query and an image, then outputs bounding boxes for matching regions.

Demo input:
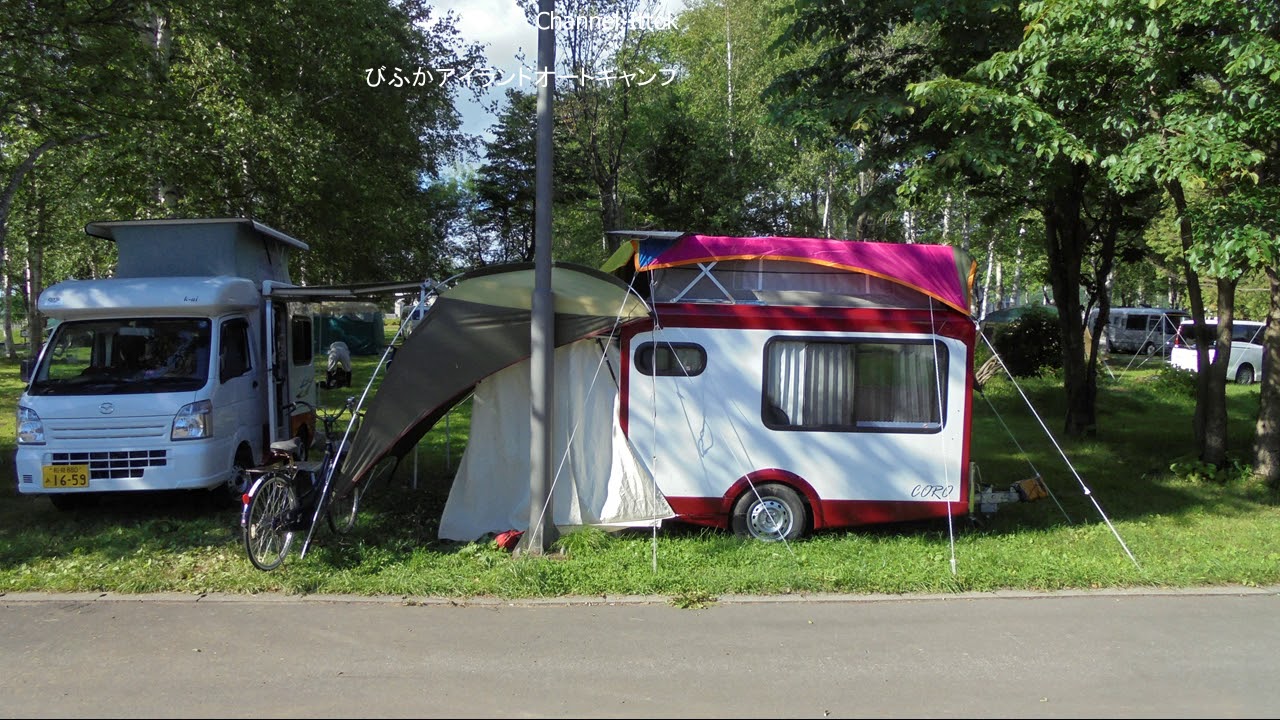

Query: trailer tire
[731,483,807,542]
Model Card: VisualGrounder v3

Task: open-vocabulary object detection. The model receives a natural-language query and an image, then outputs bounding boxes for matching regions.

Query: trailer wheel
[731,483,807,542]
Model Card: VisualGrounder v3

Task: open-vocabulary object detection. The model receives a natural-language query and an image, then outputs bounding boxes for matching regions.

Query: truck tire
[1236,364,1256,385]
[229,445,256,495]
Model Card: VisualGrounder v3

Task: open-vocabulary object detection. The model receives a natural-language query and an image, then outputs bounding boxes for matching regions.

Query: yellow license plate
[42,464,90,489]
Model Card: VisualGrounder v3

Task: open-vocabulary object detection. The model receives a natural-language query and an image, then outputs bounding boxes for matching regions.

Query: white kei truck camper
[15,218,320,509]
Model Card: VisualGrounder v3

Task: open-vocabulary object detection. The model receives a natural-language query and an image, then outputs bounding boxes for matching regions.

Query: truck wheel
[1236,364,1255,385]
[731,483,808,542]
[229,446,256,495]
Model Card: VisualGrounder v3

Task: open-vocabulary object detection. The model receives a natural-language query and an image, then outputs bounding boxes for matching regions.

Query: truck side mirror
[19,358,35,383]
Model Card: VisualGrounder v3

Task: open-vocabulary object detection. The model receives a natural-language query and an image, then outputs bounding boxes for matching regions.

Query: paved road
[2,587,1278,718]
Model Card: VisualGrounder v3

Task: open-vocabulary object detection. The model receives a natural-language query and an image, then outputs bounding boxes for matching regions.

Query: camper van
[15,218,319,509]
[1087,306,1188,356]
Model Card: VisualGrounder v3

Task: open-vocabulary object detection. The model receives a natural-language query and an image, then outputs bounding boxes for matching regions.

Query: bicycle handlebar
[283,399,316,414]
[284,398,360,433]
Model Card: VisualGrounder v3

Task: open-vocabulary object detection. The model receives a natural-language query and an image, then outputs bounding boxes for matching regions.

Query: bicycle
[240,397,365,571]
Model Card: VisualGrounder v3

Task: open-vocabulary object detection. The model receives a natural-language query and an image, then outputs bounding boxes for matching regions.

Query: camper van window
[1233,323,1263,344]
[763,338,946,433]
[634,342,707,377]
[26,318,211,396]
[290,316,313,366]
[220,318,252,382]
[1125,314,1147,331]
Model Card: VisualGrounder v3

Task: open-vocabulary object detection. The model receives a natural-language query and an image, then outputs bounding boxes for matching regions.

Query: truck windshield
[28,318,212,396]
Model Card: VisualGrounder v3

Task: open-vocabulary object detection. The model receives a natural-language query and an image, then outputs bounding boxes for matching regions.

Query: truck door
[268,301,317,444]
[288,312,316,414]
[216,316,261,455]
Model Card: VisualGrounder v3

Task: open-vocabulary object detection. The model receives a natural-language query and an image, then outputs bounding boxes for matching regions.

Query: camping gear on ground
[321,341,352,389]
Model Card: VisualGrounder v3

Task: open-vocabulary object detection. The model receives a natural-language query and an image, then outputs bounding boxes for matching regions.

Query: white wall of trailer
[625,326,968,505]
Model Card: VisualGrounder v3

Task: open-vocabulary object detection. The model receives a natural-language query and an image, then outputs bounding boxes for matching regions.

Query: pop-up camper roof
[605,232,976,315]
[86,217,308,285]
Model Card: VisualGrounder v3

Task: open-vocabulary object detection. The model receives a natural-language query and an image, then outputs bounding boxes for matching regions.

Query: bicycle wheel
[243,473,299,571]
[326,482,360,535]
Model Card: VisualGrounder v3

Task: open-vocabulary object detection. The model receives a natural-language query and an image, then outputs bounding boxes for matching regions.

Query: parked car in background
[1087,306,1188,356]
[1169,318,1265,384]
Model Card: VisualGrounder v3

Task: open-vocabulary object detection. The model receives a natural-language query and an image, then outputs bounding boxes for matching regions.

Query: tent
[310,302,386,355]
[337,262,672,538]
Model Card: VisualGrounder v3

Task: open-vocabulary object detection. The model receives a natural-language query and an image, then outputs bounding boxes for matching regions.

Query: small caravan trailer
[339,234,1013,542]
[610,233,978,540]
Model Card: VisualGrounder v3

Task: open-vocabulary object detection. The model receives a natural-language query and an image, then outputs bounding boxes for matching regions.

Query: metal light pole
[518,0,559,556]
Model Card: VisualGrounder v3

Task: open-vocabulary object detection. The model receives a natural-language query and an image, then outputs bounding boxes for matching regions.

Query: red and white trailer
[613,232,978,540]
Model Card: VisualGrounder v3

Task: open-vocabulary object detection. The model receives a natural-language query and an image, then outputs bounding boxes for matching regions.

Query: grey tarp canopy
[334,262,650,499]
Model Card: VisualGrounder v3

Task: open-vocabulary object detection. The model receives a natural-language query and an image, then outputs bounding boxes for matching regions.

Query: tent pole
[519,0,559,556]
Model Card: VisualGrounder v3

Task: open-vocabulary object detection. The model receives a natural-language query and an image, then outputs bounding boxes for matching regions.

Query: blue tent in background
[311,302,386,355]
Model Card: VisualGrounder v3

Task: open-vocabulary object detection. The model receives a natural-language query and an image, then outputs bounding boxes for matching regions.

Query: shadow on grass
[0,486,240,571]
[968,368,1268,532]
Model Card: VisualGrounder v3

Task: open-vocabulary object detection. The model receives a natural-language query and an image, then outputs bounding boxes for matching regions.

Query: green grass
[2,350,1278,600]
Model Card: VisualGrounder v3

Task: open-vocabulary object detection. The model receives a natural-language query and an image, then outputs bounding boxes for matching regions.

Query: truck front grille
[46,418,170,441]
[50,450,168,481]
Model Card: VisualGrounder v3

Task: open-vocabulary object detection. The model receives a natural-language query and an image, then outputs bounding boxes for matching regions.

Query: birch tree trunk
[1255,265,1280,488]
[2,248,12,359]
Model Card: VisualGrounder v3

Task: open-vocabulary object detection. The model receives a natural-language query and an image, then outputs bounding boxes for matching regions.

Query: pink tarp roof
[633,234,977,315]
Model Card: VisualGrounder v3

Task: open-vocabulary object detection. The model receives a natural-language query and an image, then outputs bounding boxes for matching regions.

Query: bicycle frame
[240,397,360,569]
[298,398,361,557]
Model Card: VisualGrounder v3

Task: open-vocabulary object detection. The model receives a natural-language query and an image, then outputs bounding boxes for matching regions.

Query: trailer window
[634,342,706,377]
[763,339,947,432]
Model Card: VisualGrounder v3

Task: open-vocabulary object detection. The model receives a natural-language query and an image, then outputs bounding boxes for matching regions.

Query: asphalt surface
[3,586,1278,718]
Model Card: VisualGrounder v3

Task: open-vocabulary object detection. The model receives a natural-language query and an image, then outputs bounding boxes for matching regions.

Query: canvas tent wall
[439,340,672,540]
[336,262,667,538]
[310,302,386,355]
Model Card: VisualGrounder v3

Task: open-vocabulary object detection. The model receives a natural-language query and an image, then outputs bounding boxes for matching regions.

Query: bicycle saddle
[269,437,303,460]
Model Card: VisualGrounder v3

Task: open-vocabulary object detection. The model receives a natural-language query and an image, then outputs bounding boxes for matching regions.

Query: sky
[431,0,688,143]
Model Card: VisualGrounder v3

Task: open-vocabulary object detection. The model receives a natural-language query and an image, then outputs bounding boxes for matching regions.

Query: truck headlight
[171,400,212,440]
[17,406,44,444]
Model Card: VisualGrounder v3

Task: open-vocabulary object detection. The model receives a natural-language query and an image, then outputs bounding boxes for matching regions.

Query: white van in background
[1169,319,1265,384]
[1087,306,1188,356]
